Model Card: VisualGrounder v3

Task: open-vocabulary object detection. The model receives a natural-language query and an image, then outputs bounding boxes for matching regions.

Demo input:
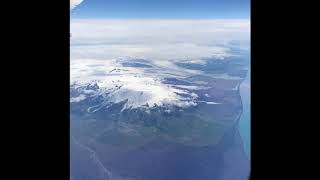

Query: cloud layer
[71,19,250,61]
[70,19,250,110]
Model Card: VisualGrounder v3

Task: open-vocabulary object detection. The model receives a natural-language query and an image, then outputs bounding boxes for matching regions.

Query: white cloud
[70,19,250,61]
[70,0,84,10]
[70,19,250,110]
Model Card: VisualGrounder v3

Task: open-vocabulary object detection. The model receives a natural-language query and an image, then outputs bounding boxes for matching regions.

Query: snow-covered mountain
[70,57,232,113]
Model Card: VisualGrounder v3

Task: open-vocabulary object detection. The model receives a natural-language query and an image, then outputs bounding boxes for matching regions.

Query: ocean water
[239,69,251,159]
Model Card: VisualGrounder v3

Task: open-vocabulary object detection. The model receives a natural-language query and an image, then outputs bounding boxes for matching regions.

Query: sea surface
[239,68,251,159]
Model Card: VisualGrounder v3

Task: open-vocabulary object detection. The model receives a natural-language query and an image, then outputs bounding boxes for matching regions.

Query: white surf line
[71,135,112,180]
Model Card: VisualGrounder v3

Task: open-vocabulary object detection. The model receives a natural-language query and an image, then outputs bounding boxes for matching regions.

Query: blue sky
[71,0,250,19]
